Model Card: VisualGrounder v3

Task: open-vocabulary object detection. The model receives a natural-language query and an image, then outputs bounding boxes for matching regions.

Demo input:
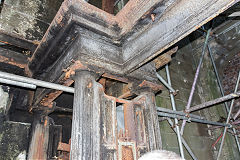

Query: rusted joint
[32,104,56,116]
[151,13,156,22]
[227,124,233,129]
[57,142,70,152]
[40,79,74,107]
[187,117,192,123]
[0,55,27,69]
[118,80,163,99]
[170,89,179,96]
[63,60,88,79]
[132,80,164,95]
[184,109,190,115]
[171,122,179,129]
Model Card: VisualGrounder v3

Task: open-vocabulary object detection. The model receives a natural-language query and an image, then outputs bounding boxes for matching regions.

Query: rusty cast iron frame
[0,0,240,159]
[70,70,162,159]
[24,0,239,110]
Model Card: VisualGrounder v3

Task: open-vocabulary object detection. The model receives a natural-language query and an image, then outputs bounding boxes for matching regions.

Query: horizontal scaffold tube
[156,106,205,120]
[0,71,74,93]
[186,91,240,113]
[0,77,36,89]
[157,112,230,127]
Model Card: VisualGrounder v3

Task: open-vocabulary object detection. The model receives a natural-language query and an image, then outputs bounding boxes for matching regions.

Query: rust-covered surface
[0,1,239,159]
[28,0,239,79]
[57,142,70,152]
[40,79,74,107]
[28,115,50,160]
[71,70,161,159]
[23,0,239,113]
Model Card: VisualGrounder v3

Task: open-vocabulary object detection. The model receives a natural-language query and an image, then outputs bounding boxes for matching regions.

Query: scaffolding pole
[156,72,177,94]
[157,112,230,127]
[234,109,240,120]
[208,45,240,153]
[217,70,240,160]
[186,91,240,113]
[156,107,205,120]
[167,118,198,160]
[181,29,211,135]
[165,64,185,159]
[0,77,36,89]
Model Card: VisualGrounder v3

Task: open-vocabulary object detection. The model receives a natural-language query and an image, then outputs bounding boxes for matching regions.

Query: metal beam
[123,0,239,73]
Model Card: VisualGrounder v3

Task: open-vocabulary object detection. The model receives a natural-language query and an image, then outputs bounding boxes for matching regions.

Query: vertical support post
[141,92,162,150]
[28,115,50,160]
[70,70,101,160]
[217,70,240,160]
[165,64,184,158]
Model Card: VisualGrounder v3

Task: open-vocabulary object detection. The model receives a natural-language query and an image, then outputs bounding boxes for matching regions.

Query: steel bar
[167,118,198,160]
[234,109,240,120]
[208,45,229,113]
[186,91,240,113]
[0,71,74,93]
[158,112,230,127]
[156,106,205,120]
[0,77,36,89]
[208,45,240,153]
[181,29,211,135]
[217,70,240,160]
[232,120,240,125]
[156,72,176,94]
[166,64,184,159]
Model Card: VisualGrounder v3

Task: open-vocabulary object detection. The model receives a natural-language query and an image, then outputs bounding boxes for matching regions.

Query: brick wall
[222,52,240,116]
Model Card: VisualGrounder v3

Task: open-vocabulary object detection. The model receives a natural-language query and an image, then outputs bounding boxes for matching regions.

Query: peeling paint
[0,85,9,114]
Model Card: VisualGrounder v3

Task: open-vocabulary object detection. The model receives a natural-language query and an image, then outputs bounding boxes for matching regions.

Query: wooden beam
[154,46,178,69]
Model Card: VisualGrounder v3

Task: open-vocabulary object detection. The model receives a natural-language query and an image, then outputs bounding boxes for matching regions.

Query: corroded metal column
[134,92,162,151]
[70,70,162,159]
[28,115,50,160]
[70,70,102,159]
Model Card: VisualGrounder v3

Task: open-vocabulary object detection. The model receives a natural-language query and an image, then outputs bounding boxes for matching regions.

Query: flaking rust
[0,55,26,69]
[40,60,86,107]
[40,79,74,107]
